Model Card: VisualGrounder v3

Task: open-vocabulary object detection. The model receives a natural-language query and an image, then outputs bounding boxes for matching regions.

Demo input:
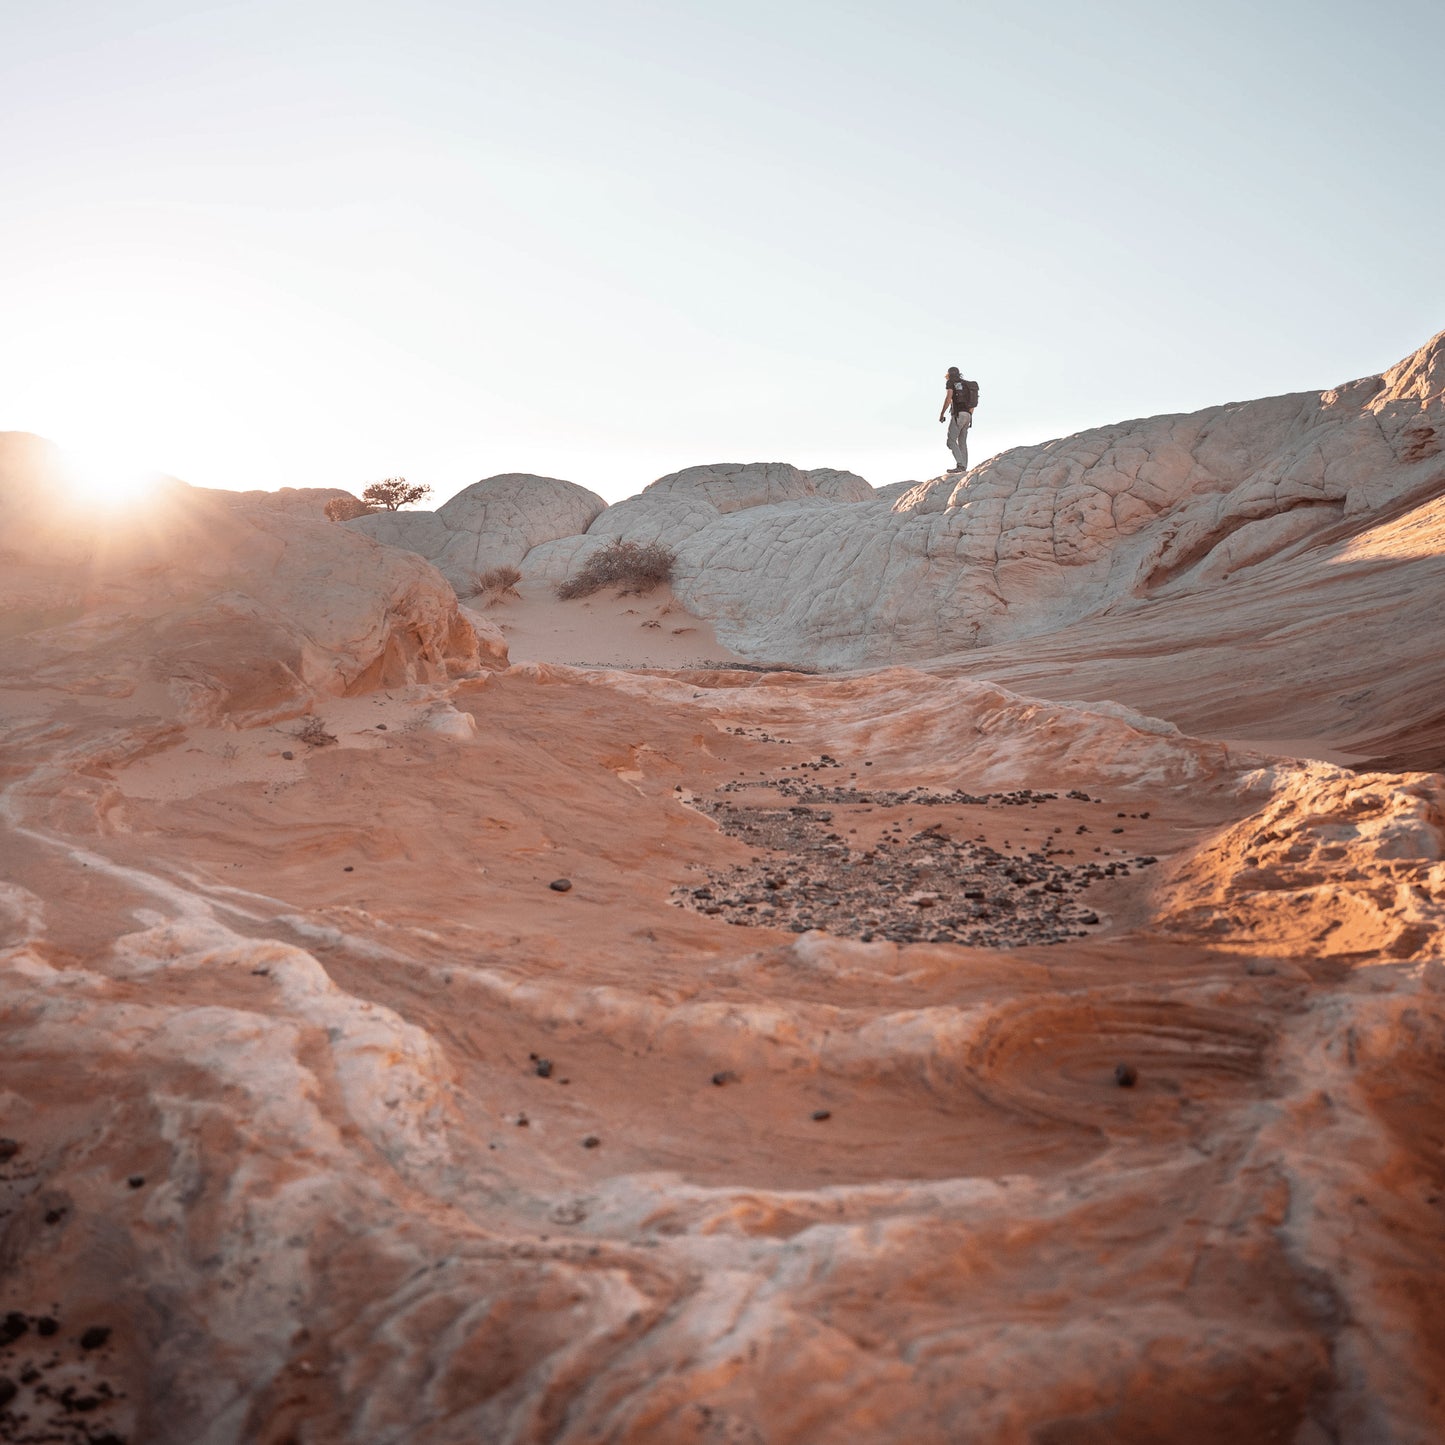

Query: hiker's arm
[939,389,950,423]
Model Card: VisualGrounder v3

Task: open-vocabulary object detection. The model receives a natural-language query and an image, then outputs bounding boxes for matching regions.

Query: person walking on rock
[939,366,978,473]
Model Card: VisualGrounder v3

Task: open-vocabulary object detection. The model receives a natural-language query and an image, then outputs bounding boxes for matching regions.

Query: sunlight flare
[59,446,164,509]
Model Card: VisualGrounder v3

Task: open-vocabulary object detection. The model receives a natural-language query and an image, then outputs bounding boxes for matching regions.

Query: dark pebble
[810,1110,832,1122]
[0,1377,16,1409]
[711,1070,739,1087]
[549,879,573,893]
[79,1326,111,1351]
[533,1058,553,1079]
[0,1313,27,1346]
[581,1136,601,1149]
[44,1207,66,1224]
[127,1176,145,1189]
[343,865,354,872]
[281,750,294,760]
[35,1317,58,1337]
[375,723,387,730]
[0,1137,19,1162]
[1114,1063,1139,1088]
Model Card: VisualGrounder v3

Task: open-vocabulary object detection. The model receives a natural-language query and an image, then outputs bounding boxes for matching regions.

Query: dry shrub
[556,539,676,600]
[471,564,522,600]
[292,716,338,747]
[324,495,376,522]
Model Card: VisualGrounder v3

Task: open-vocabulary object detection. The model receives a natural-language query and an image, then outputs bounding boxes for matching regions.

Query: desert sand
[1,332,1443,1445]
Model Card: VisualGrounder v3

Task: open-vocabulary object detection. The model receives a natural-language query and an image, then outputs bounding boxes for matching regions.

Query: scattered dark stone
[375,723,387,730]
[549,879,573,893]
[127,1176,145,1189]
[343,865,354,872]
[711,1070,739,1087]
[0,1313,25,1346]
[35,1317,58,1337]
[44,1207,66,1225]
[0,1137,19,1162]
[0,1376,15,1409]
[20,1366,39,1383]
[60,1384,101,1412]
[1114,1063,1139,1088]
[677,781,1120,948]
[515,1113,529,1127]
[1111,827,1125,834]
[280,750,294,760]
[533,1058,553,1079]
[810,1110,832,1122]
[581,1135,601,1149]
[79,1326,111,1351]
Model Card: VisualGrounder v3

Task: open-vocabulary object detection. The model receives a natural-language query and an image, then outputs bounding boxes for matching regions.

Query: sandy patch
[469,580,750,669]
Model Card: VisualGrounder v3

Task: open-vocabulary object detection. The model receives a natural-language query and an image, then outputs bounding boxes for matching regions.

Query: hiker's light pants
[947,410,972,470]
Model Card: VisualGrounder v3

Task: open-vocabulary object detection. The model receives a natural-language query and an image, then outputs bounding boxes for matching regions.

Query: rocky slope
[346,334,1444,756]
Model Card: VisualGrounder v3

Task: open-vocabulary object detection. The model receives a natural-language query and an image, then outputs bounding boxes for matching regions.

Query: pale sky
[3,0,1441,504]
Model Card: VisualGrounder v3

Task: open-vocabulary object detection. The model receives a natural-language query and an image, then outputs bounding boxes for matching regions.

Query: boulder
[349,473,605,593]
[639,461,872,513]
[521,463,875,592]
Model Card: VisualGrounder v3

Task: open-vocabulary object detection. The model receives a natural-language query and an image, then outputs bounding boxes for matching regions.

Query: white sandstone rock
[349,473,606,592]
[595,331,1445,672]
[639,461,872,513]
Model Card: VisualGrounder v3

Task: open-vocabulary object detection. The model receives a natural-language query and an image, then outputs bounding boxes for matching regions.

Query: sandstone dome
[521,461,879,586]
[349,472,606,591]
[637,460,873,512]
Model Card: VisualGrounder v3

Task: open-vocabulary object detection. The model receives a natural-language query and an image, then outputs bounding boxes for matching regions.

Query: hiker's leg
[948,415,969,470]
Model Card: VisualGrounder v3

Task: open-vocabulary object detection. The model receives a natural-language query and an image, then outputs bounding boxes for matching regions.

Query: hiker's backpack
[960,378,980,412]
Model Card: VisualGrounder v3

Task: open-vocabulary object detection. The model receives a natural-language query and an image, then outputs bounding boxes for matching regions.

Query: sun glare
[59,447,164,510]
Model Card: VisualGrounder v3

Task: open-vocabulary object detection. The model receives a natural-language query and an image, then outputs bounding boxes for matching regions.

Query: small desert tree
[324,495,376,522]
[361,477,433,512]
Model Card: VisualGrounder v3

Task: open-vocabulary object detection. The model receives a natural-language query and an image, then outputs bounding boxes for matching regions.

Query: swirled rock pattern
[3,640,1443,1443]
